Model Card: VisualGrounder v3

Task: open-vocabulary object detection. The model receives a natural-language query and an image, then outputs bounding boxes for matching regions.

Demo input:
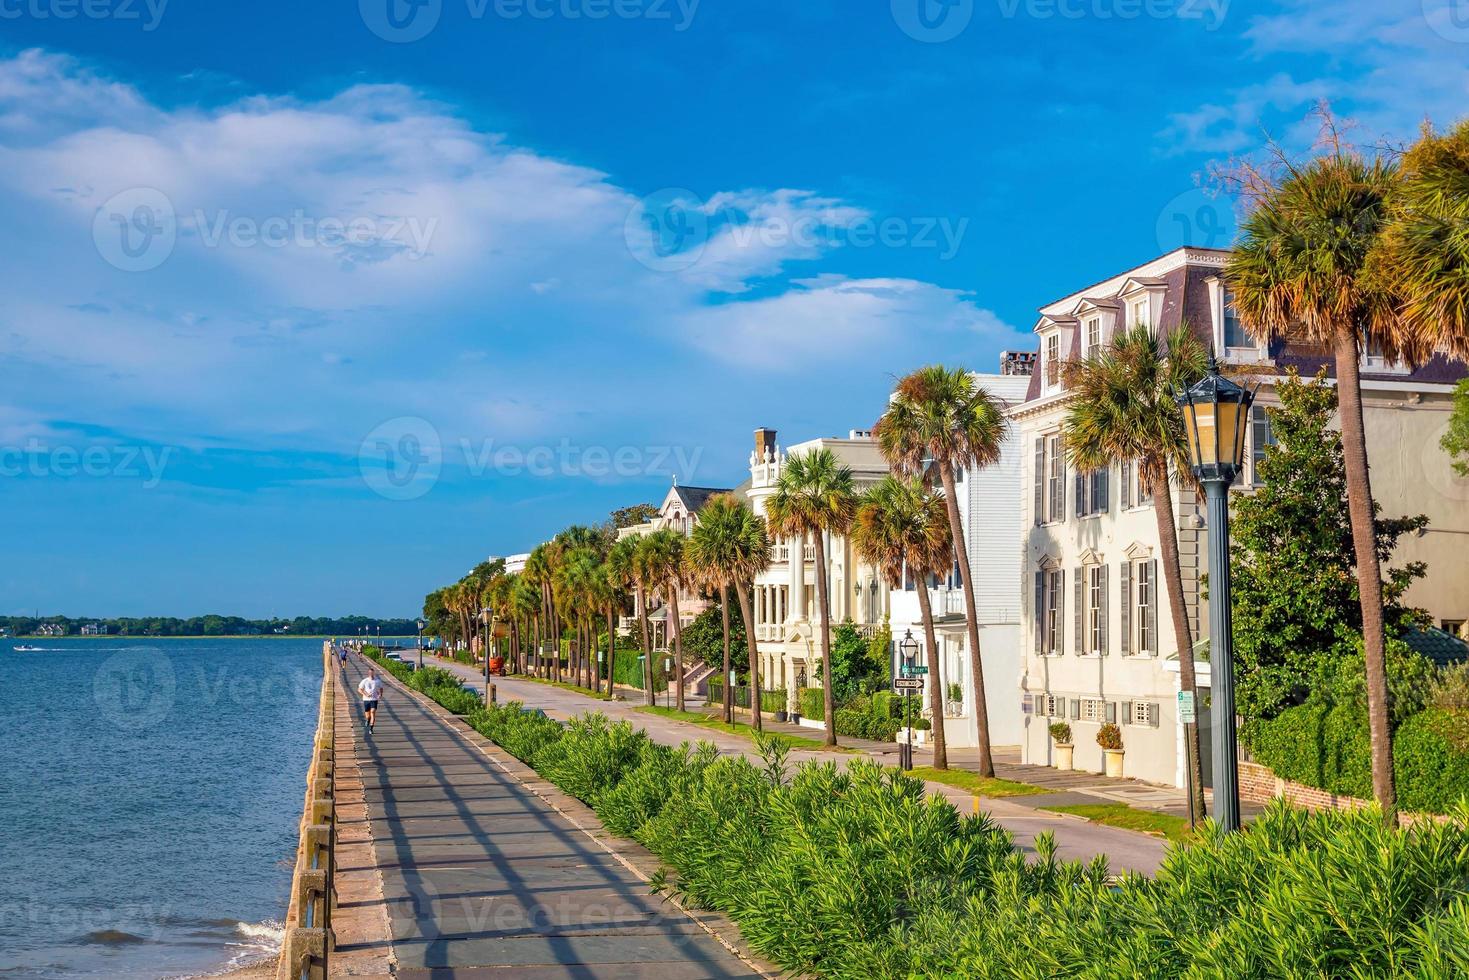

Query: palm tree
[641,528,691,712]
[851,475,954,768]
[1063,324,1209,819]
[525,544,554,676]
[631,536,659,705]
[1374,119,1469,363]
[607,536,640,696]
[766,447,857,746]
[875,366,1007,776]
[1227,147,1403,820]
[687,494,772,727]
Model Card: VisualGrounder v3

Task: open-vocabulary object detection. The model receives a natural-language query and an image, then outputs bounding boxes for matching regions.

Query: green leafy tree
[610,503,659,529]
[680,600,748,675]
[1232,370,1429,738]
[1441,379,1469,477]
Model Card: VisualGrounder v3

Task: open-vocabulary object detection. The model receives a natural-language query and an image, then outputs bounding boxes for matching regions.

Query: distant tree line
[0,615,420,637]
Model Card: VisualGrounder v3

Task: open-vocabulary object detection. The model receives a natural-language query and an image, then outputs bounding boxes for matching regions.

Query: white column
[790,534,807,621]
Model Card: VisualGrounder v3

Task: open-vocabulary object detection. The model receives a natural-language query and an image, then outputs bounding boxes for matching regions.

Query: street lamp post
[898,630,919,772]
[1176,355,1255,833]
[479,607,495,702]
[417,620,425,670]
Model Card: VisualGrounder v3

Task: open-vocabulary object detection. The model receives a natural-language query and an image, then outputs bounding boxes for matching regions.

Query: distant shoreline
[7,634,418,641]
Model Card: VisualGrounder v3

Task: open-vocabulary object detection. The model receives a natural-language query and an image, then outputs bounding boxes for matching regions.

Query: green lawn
[908,766,1049,798]
[635,706,846,752]
[1041,803,1195,842]
[503,673,614,701]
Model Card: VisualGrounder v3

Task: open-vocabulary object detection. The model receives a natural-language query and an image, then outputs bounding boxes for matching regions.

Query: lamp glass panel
[1216,402,1243,468]
[1191,401,1220,466]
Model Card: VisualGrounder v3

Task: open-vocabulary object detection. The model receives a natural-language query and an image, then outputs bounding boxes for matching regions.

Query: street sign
[1178,690,1196,724]
[900,665,929,676]
[893,677,924,691]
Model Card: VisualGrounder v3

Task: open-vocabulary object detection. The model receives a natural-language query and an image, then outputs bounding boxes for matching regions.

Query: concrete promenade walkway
[424,655,1168,875]
[337,653,770,979]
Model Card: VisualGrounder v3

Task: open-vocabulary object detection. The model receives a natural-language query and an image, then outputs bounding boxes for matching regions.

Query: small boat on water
[13,645,44,652]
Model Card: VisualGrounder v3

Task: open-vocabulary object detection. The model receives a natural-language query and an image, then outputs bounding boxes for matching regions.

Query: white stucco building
[1014,246,1469,787]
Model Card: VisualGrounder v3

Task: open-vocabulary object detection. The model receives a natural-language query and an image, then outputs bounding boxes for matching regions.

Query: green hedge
[799,686,824,720]
[362,647,482,715]
[463,699,1469,977]
[1251,701,1469,814]
[706,678,786,713]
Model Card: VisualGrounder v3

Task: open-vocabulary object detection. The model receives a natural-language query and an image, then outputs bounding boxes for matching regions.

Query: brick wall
[1237,760,1446,826]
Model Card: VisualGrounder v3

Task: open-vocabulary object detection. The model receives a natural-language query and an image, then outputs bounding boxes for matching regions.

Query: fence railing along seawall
[274,642,338,979]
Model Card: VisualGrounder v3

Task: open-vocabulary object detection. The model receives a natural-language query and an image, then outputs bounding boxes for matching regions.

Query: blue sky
[1,1,1464,617]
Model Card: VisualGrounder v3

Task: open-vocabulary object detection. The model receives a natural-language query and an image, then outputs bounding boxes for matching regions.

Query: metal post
[1204,479,1240,832]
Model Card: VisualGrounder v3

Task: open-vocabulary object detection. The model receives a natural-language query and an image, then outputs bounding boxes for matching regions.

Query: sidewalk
[420,655,1169,874]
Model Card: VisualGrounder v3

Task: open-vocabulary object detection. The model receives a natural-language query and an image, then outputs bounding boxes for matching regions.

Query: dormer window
[1223,290,1249,348]
[1128,296,1150,331]
[1045,333,1061,390]
[1084,316,1101,355]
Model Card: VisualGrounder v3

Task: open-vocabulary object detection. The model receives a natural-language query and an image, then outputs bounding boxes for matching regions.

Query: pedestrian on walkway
[357,668,384,734]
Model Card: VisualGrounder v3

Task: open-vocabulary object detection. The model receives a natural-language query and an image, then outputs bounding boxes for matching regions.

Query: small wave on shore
[165,918,283,978]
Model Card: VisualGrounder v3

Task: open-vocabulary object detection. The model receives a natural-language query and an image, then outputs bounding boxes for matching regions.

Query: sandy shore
[213,960,275,979]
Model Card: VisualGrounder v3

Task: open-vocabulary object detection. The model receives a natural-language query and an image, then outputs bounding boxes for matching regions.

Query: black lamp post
[417,620,425,670]
[1176,355,1255,833]
[898,629,919,772]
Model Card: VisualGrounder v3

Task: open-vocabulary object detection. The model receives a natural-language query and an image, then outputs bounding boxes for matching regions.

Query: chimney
[1001,350,1037,376]
[754,427,778,461]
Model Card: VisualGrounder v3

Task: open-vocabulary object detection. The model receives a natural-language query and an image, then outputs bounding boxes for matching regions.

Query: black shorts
[363,699,379,712]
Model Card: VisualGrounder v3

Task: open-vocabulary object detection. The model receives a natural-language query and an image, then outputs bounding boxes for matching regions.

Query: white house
[1013,246,1469,787]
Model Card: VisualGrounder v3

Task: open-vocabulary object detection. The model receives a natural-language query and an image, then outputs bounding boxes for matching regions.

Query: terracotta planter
[1054,744,1074,771]
[1104,749,1125,778]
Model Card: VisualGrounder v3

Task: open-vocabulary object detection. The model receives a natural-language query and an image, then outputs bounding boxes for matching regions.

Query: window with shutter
[1033,570,1045,654]
[1099,563,1109,655]
[1069,698,1081,721]
[1033,693,1046,716]
[1122,700,1134,725]
[1075,471,1086,518]
[1051,439,1066,522]
[1147,702,1160,727]
[1105,701,1117,724]
[1147,559,1159,657]
[1120,460,1132,510]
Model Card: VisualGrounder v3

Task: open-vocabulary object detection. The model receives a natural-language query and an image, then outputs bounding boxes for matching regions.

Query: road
[422,655,1168,875]
[339,654,769,979]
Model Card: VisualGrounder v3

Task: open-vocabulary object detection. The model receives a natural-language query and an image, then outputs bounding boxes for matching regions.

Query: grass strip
[635,705,847,752]
[908,765,1050,798]
[1041,802,1195,842]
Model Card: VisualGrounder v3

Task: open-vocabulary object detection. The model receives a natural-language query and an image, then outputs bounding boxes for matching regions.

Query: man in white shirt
[357,668,385,734]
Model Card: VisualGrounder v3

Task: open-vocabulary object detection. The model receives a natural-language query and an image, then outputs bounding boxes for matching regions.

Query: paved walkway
[338,654,769,978]
[425,656,1168,874]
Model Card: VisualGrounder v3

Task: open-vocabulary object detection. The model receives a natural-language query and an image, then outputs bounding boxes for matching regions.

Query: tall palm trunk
[636,584,655,706]
[1334,332,1396,824]
[938,462,993,776]
[915,582,947,769]
[736,584,762,732]
[813,532,837,747]
[1149,467,1206,822]
[532,611,541,677]
[604,605,616,697]
[667,587,686,713]
[719,585,733,725]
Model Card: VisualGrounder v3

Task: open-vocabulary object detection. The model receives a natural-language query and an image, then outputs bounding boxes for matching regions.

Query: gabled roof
[669,485,732,515]
[1403,627,1469,668]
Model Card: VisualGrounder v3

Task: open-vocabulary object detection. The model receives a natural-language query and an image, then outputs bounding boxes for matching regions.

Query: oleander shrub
[452,694,1469,978]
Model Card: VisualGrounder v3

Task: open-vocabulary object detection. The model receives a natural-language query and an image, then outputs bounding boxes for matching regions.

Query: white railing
[756,623,782,642]
[854,624,882,640]
[774,544,789,562]
[942,589,965,616]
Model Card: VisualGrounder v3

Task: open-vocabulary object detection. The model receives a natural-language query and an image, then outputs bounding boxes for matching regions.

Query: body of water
[0,638,327,978]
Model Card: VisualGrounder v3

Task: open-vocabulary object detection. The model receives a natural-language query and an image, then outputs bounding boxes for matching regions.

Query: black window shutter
[1056,450,1067,521]
[1034,570,1044,654]
[1074,471,1085,518]
[1148,559,1159,656]
[1097,467,1109,513]
[1119,561,1132,656]
[1073,568,1083,655]
[1033,438,1046,524]
[1120,460,1132,509]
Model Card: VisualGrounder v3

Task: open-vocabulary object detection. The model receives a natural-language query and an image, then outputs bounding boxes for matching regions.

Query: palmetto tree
[641,528,691,712]
[607,536,642,697]
[687,494,772,727]
[1063,323,1209,819]
[875,365,1006,776]
[851,475,954,768]
[767,447,856,746]
[524,544,554,677]
[510,575,539,674]
[1374,119,1469,363]
[1227,148,1404,821]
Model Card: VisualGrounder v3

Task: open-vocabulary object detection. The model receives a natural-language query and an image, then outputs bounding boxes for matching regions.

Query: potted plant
[1097,723,1124,777]
[946,681,963,715]
[774,705,789,723]
[1048,722,1074,771]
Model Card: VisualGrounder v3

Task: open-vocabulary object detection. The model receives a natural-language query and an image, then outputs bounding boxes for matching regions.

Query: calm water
[0,638,326,979]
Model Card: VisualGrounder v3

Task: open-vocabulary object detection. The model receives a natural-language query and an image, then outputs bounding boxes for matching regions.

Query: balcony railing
[755,623,783,642]
[771,543,817,563]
